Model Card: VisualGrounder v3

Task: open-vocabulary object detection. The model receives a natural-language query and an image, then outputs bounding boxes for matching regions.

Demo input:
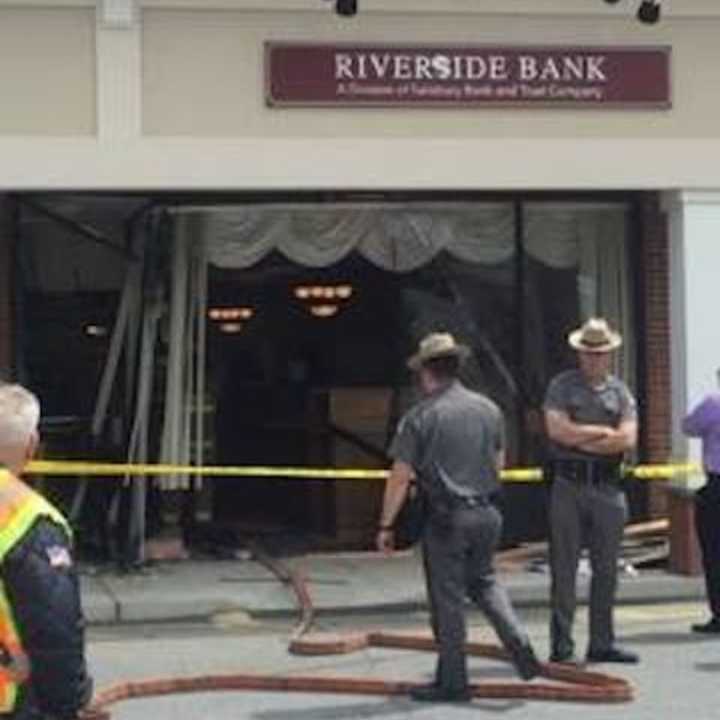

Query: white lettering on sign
[518,56,538,82]
[395,55,413,80]
[415,55,433,80]
[369,53,392,78]
[335,52,543,82]
[335,54,353,79]
[517,55,607,82]
[586,56,607,81]
[333,51,609,89]
[489,56,510,81]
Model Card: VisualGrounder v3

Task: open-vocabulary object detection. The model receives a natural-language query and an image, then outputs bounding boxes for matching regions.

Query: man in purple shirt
[682,370,720,634]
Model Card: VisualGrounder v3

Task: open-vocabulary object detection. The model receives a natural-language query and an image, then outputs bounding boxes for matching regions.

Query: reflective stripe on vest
[0,469,71,712]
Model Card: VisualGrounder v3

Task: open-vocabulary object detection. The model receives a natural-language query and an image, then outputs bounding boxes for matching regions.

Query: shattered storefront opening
[13,194,638,561]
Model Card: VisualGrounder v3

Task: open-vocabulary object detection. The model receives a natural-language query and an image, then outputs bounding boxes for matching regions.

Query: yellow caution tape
[24,460,705,483]
[27,460,389,481]
[630,463,702,480]
[501,464,705,483]
[501,468,544,482]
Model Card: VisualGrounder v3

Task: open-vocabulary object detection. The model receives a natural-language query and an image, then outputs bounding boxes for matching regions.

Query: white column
[96,0,141,140]
[666,190,720,470]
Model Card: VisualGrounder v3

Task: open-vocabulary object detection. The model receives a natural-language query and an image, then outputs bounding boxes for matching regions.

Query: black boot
[691,617,720,634]
[513,643,543,680]
[586,646,639,664]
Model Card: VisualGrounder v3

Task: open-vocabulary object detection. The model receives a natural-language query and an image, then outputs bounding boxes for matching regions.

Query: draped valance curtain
[203,204,596,272]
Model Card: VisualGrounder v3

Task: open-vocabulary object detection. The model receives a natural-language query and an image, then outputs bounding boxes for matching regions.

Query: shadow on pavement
[251,695,525,719]
[251,698,427,720]
[694,661,720,673]
[621,631,716,645]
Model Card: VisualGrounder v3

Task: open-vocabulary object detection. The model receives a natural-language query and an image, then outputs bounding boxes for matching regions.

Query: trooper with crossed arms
[543,318,639,666]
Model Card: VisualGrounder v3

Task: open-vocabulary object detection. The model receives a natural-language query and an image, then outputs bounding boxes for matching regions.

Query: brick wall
[638,192,671,516]
[0,197,13,378]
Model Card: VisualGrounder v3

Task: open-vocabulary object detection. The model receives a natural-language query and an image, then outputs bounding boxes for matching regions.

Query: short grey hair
[0,384,41,447]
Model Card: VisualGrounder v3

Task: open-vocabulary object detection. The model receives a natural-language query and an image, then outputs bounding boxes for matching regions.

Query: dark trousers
[6,686,42,720]
[695,474,720,619]
[421,504,531,691]
[549,476,627,656]
[6,705,41,720]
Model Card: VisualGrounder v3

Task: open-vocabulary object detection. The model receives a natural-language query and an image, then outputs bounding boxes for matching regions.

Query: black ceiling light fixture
[335,0,358,17]
[601,0,662,24]
[637,0,661,24]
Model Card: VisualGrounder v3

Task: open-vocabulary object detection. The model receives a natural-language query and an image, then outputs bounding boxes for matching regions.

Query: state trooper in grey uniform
[543,318,639,665]
[376,332,541,704]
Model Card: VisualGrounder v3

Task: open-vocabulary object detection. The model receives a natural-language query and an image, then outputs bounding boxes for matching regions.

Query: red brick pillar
[638,192,672,517]
[639,193,702,575]
[0,196,14,379]
[667,487,703,575]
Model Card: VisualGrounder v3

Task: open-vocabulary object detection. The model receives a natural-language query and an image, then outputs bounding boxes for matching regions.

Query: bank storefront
[1,1,719,559]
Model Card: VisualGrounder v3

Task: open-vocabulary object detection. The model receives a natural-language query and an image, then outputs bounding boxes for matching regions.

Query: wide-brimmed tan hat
[568,317,622,353]
[407,332,470,371]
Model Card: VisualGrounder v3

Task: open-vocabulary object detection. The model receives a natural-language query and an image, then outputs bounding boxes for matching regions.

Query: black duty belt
[443,491,499,509]
[551,459,623,486]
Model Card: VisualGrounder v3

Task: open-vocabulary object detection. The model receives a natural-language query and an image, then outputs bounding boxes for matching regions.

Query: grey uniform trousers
[422,503,531,691]
[549,476,628,657]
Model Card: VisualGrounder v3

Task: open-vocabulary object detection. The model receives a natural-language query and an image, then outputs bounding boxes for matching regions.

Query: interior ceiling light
[294,284,355,318]
[208,307,254,321]
[294,284,355,301]
[84,324,108,338]
[637,0,661,24]
[310,305,340,318]
[219,322,244,334]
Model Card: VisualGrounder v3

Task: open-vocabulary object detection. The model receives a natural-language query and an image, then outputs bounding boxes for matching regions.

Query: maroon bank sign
[265,43,671,108]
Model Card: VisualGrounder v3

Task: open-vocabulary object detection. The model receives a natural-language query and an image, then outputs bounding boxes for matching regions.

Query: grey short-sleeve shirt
[543,368,637,461]
[389,380,505,498]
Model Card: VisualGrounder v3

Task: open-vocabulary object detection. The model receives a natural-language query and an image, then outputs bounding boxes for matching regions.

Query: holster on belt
[542,461,556,486]
[395,481,427,546]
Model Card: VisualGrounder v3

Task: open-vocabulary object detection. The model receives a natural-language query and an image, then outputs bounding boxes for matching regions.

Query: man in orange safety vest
[0,383,93,720]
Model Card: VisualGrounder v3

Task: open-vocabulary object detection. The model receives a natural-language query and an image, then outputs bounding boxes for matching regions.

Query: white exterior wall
[667,191,720,470]
[0,7,95,135]
[0,0,719,189]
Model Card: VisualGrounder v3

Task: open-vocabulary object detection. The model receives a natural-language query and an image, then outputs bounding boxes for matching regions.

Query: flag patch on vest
[46,545,72,568]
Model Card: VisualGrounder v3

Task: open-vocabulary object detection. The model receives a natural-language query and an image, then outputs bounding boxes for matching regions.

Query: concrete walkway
[80,550,707,625]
